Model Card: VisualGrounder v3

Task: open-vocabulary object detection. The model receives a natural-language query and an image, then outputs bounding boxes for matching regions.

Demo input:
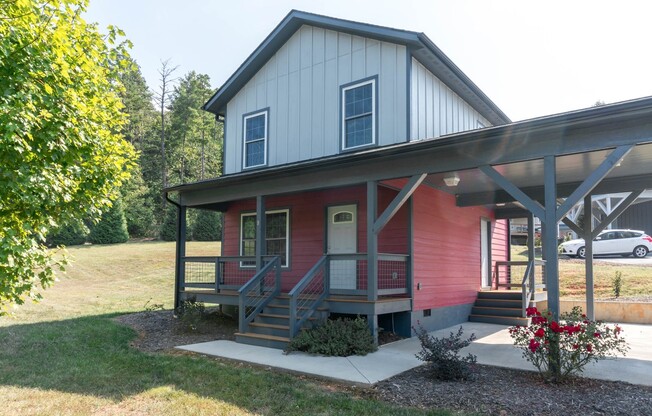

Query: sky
[85,0,652,122]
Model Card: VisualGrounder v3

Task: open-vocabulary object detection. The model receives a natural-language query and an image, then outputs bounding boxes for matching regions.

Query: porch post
[367,181,379,343]
[174,205,187,312]
[367,181,378,302]
[527,214,535,263]
[584,194,595,320]
[543,155,560,319]
[256,195,266,271]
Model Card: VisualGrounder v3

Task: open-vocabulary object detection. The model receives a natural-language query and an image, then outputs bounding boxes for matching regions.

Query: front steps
[235,294,327,349]
[469,291,530,326]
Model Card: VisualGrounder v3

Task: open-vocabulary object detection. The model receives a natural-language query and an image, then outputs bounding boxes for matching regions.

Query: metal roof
[202,10,510,126]
[167,96,652,212]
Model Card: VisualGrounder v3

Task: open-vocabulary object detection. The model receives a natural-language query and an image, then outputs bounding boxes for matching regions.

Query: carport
[434,97,652,320]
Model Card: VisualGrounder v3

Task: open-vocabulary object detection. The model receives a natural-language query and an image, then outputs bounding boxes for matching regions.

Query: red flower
[526,307,540,317]
[573,344,579,350]
[586,344,593,352]
[550,321,563,333]
[529,338,540,353]
[531,316,547,325]
[534,328,545,338]
[581,314,587,318]
[593,332,601,338]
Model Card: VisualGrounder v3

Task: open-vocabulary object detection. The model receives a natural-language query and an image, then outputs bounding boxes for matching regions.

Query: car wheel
[633,245,649,258]
[577,247,586,259]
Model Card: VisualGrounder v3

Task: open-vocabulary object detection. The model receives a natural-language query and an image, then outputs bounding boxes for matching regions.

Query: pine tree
[192,210,222,241]
[89,199,130,244]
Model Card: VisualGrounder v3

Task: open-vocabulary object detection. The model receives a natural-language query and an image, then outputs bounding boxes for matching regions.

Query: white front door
[480,219,491,288]
[327,204,357,290]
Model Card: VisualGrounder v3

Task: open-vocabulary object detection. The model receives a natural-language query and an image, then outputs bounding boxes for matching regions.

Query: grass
[511,245,652,300]
[0,241,452,416]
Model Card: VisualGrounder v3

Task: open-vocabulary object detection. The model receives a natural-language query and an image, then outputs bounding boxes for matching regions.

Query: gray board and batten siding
[224,25,408,175]
[223,23,495,175]
[410,58,491,141]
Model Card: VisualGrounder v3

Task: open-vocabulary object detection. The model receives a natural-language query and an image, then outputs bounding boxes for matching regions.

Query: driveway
[560,254,652,266]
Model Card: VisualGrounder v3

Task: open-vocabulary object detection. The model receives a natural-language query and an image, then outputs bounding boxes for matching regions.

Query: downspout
[165,191,185,313]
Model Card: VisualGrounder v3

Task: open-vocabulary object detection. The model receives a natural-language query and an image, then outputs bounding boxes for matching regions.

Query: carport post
[543,156,560,319]
[584,194,595,320]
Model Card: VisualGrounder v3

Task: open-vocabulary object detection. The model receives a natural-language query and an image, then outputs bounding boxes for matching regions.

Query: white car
[559,229,652,259]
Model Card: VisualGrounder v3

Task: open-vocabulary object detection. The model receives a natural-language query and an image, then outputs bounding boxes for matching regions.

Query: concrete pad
[177,322,652,386]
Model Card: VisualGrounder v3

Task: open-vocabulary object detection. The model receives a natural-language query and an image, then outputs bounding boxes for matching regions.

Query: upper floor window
[243,110,268,168]
[341,78,376,150]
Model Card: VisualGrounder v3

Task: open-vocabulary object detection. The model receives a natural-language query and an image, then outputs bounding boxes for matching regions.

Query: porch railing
[327,253,409,296]
[288,255,329,337]
[181,255,276,292]
[493,260,546,317]
[238,256,282,333]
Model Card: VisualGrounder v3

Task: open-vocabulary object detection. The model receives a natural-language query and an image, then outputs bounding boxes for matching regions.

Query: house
[165,10,652,348]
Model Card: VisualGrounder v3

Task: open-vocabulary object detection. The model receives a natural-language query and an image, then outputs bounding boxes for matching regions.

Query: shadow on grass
[0,314,445,415]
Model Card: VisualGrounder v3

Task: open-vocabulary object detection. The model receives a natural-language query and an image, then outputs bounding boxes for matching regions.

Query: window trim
[340,77,377,151]
[239,208,290,268]
[242,109,269,169]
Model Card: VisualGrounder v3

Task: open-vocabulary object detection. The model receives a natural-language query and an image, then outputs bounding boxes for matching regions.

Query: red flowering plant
[509,306,628,382]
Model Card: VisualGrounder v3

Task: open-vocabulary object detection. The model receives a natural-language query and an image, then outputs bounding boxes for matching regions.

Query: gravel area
[116,310,652,415]
[374,364,652,416]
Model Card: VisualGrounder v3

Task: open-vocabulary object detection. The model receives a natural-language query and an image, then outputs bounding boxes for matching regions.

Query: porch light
[443,173,460,187]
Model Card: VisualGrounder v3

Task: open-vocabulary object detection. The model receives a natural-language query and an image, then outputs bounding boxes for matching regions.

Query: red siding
[222,185,408,291]
[411,186,506,311]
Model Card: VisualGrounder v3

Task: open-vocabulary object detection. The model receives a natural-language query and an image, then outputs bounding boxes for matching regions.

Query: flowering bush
[509,306,628,382]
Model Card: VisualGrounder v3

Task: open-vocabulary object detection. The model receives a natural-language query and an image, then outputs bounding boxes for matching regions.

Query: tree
[88,199,130,244]
[0,0,135,312]
[192,210,222,241]
[152,59,178,212]
[121,166,155,237]
[168,71,222,185]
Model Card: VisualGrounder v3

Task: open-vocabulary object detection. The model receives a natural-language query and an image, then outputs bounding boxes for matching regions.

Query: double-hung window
[341,78,376,150]
[243,110,268,168]
[240,209,289,267]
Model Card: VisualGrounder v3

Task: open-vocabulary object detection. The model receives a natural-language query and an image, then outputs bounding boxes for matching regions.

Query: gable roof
[203,10,510,125]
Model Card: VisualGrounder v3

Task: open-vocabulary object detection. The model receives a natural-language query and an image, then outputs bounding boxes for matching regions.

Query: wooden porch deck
[180,289,412,315]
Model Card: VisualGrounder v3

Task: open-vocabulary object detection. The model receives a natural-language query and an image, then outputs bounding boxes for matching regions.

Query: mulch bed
[116,310,652,415]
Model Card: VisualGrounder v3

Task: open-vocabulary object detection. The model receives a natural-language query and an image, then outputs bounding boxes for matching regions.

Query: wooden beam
[256,195,266,271]
[584,194,595,320]
[556,145,634,222]
[591,190,643,238]
[543,156,560,319]
[561,217,584,237]
[373,173,426,234]
[479,165,545,220]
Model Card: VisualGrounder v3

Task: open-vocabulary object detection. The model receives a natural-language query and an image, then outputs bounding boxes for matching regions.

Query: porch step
[235,332,290,349]
[474,298,522,308]
[469,291,530,326]
[469,314,529,326]
[477,291,522,300]
[248,322,290,338]
[471,306,523,317]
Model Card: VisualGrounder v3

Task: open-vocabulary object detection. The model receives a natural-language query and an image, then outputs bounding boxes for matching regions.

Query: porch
[178,253,412,348]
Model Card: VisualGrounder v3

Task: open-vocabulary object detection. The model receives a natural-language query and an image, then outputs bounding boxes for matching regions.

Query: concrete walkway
[177,322,652,386]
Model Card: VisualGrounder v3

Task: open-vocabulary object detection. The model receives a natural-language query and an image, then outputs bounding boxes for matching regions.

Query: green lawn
[0,241,450,416]
[511,246,652,299]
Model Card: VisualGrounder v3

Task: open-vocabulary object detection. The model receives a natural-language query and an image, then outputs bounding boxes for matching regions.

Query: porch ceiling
[167,96,652,211]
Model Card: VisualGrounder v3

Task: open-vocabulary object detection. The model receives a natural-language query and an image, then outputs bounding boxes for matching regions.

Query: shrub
[509,306,628,382]
[46,220,89,247]
[88,199,129,244]
[121,167,156,237]
[192,210,222,241]
[159,205,178,241]
[285,316,377,356]
[175,297,206,332]
[414,325,477,380]
[612,271,623,298]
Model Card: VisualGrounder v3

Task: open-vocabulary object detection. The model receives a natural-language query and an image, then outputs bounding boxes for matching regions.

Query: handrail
[237,256,281,333]
[288,255,329,337]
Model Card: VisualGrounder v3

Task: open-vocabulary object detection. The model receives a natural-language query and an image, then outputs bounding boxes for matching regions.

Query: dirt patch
[114,308,236,353]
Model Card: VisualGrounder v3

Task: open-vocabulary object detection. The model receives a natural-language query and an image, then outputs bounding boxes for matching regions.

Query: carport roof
[166,96,652,212]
